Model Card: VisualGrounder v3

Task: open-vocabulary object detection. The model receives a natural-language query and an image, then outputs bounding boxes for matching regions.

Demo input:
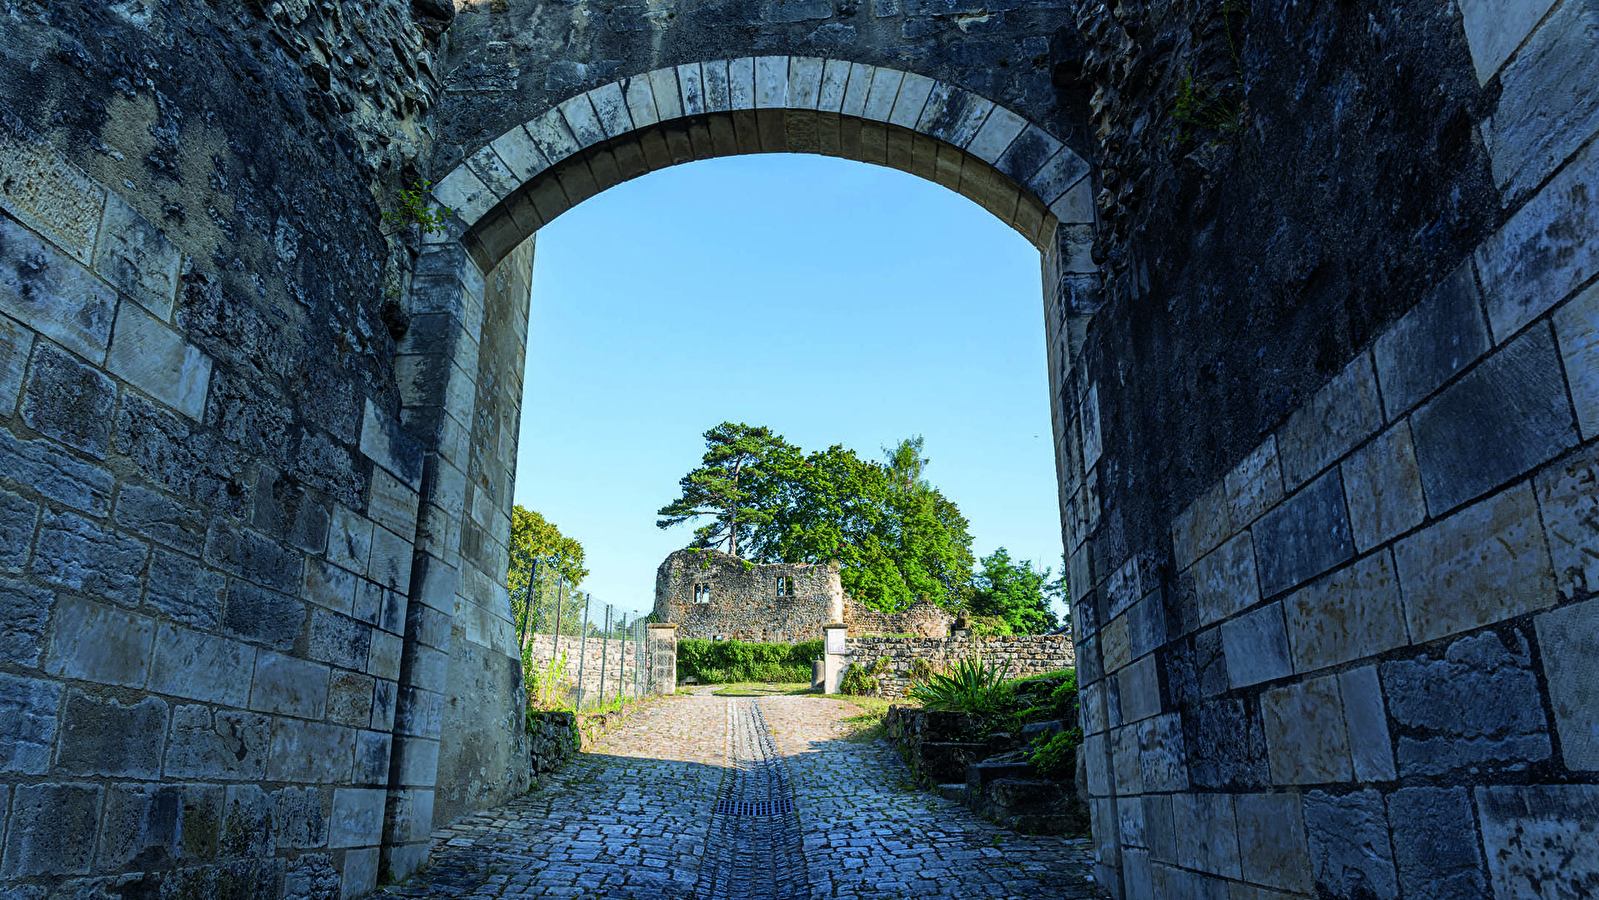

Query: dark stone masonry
[0,0,1595,898]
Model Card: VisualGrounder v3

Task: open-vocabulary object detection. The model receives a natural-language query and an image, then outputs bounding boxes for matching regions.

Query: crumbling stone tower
[653,548,846,643]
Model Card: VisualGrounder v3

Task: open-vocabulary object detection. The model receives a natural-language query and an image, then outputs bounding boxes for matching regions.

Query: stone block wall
[0,3,534,897]
[845,635,1077,698]
[0,71,424,900]
[653,548,845,643]
[524,632,648,707]
[1056,3,1599,898]
[3,0,1596,897]
[844,599,956,638]
[525,711,579,779]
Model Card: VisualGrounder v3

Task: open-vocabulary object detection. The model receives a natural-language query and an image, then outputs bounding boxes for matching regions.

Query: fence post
[599,605,611,705]
[552,570,566,661]
[645,623,678,695]
[822,623,849,695]
[516,559,536,656]
[576,597,591,709]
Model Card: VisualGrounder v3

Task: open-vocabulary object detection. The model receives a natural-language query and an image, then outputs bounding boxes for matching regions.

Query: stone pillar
[822,623,849,695]
[646,623,678,695]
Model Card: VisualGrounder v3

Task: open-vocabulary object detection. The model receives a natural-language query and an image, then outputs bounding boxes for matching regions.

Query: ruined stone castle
[652,548,954,641]
[0,1,1594,898]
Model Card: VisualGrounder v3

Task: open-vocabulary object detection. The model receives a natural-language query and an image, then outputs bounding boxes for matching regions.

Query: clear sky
[513,152,1065,623]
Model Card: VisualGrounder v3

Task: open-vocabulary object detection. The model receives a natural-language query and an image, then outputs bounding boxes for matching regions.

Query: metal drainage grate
[714,798,793,818]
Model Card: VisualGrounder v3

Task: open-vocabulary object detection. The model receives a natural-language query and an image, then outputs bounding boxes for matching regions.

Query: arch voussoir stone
[434,57,1098,271]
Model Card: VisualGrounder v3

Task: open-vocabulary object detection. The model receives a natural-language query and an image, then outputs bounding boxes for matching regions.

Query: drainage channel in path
[693,698,811,900]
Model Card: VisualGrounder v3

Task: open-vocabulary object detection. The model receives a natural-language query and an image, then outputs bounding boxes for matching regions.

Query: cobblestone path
[694,700,808,900]
[371,690,1099,899]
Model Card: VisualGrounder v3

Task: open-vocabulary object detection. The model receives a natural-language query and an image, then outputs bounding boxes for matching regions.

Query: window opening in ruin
[694,583,712,604]
[776,576,791,597]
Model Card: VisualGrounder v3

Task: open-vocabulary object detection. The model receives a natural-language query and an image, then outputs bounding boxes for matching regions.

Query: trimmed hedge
[677,638,825,684]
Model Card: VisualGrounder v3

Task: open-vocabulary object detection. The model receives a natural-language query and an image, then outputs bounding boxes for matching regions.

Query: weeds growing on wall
[907,657,939,683]
[525,649,572,712]
[677,638,824,684]
[382,179,455,234]
[1027,727,1085,781]
[1171,0,1249,144]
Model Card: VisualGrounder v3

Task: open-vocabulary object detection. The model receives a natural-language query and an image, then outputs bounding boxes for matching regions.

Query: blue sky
[513,152,1064,622]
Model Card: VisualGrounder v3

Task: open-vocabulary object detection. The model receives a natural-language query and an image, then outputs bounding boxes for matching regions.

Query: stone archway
[5,3,1593,899]
[384,56,1101,880]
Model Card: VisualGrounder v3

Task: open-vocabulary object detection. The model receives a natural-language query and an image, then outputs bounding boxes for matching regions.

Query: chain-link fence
[511,561,651,711]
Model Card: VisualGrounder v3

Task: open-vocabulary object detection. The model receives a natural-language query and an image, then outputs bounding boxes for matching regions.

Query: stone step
[918,741,990,783]
[1020,718,1067,742]
[965,760,1038,793]
[984,778,1069,812]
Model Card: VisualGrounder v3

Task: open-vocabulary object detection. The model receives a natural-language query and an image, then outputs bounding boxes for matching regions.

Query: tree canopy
[508,506,587,636]
[508,506,586,594]
[967,547,1058,635]
[657,424,976,613]
[654,422,796,557]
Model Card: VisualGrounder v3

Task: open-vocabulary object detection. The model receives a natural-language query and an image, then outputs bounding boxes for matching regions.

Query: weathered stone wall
[1052,3,1599,899]
[844,598,955,638]
[846,635,1077,698]
[0,2,478,898]
[653,548,845,642]
[435,0,1091,174]
[431,239,536,831]
[524,711,579,780]
[524,632,648,706]
[657,550,957,641]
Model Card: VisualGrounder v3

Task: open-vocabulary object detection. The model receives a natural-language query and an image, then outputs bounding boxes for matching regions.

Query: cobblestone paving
[370,689,1100,899]
[695,700,808,900]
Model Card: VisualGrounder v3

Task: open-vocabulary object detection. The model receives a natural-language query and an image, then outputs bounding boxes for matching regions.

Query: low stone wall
[526,711,579,779]
[845,600,957,638]
[845,635,1077,698]
[525,633,648,707]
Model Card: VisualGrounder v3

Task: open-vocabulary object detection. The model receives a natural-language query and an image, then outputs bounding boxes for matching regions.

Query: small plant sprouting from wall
[383,179,454,235]
[1172,0,1249,144]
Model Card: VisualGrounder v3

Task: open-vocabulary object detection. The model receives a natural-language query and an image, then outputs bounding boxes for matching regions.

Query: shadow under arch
[382,57,1103,881]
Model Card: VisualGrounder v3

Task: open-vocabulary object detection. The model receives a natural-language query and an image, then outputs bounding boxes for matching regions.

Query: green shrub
[965,614,1012,637]
[909,657,1013,715]
[676,638,824,684]
[840,657,890,696]
[381,180,455,235]
[1027,727,1084,781]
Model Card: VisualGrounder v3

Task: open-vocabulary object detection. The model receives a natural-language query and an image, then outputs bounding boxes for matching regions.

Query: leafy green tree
[659,426,976,614]
[508,506,587,638]
[655,423,799,556]
[968,547,1057,635]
